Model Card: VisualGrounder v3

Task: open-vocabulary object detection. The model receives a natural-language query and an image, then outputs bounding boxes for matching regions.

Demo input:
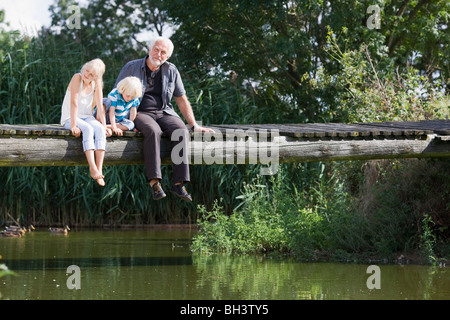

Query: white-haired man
[113,36,214,201]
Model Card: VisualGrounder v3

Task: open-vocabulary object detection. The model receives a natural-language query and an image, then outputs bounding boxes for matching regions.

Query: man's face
[149,40,170,68]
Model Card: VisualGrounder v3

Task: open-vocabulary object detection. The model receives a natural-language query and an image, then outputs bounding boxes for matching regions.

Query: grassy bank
[192,159,450,264]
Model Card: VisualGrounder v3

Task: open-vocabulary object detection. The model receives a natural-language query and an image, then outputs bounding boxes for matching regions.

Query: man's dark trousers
[134,110,190,184]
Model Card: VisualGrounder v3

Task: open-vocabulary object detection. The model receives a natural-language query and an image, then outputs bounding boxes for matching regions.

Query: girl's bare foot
[89,166,104,180]
[96,167,105,186]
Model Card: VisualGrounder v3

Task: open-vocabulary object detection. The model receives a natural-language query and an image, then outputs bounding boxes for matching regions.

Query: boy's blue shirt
[108,88,140,121]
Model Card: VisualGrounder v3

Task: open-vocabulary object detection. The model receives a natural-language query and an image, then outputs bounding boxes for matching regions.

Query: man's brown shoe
[170,184,192,202]
[151,182,166,200]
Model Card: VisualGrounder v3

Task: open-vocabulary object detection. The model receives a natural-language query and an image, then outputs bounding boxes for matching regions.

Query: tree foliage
[47,0,174,88]
[166,0,448,122]
[38,0,449,123]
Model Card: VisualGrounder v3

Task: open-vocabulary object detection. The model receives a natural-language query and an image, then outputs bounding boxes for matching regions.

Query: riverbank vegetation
[0,1,449,263]
[192,159,450,264]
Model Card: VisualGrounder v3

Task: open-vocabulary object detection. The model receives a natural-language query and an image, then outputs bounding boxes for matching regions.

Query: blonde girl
[60,58,112,186]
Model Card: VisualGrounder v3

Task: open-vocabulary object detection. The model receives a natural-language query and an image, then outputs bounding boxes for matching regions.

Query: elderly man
[112,36,214,201]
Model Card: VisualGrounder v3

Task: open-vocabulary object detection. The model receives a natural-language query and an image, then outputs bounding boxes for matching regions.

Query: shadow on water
[3,256,193,271]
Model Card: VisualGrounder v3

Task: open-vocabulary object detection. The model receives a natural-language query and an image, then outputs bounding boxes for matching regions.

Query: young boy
[107,76,142,136]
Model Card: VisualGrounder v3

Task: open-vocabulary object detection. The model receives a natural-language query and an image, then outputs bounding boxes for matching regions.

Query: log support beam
[0,132,448,168]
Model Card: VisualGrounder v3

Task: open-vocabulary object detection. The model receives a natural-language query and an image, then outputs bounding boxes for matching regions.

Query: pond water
[0,229,449,300]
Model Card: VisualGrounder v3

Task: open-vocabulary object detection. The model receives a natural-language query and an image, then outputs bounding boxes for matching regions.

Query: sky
[0,0,168,40]
[0,0,55,35]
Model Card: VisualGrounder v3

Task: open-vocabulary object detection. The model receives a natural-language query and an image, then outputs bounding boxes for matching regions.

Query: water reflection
[0,230,448,300]
[193,255,450,300]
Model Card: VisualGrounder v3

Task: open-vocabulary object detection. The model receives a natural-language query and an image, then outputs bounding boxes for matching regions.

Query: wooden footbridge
[0,120,448,167]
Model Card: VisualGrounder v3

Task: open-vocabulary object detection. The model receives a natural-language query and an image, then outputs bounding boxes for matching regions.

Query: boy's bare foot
[96,178,105,186]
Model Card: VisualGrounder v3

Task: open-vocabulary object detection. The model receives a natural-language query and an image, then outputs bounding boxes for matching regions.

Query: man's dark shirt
[138,64,163,112]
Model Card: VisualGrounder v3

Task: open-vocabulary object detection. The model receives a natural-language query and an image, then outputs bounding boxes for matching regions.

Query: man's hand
[175,95,215,133]
[194,125,215,133]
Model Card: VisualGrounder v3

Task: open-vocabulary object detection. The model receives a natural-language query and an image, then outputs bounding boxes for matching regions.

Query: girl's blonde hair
[81,58,105,110]
[81,58,105,81]
[116,76,143,98]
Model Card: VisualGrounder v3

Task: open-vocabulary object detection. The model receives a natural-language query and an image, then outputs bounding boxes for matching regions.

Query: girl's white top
[60,74,96,125]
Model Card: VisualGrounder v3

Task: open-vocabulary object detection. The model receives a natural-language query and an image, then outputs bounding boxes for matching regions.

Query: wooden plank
[286,123,375,137]
[359,120,448,135]
[213,123,371,138]
[1,120,448,138]
[213,121,444,138]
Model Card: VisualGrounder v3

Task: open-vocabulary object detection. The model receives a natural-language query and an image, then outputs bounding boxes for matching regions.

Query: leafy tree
[42,0,448,122]
[382,0,449,91]
[47,0,174,88]
[167,0,358,122]
[49,0,172,49]
[166,0,449,123]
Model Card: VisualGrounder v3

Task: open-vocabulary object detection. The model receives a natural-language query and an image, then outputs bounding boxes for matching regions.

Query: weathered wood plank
[1,120,448,138]
[0,121,448,167]
[358,120,447,134]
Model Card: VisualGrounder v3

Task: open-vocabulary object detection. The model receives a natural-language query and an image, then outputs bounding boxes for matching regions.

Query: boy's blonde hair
[117,76,142,98]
